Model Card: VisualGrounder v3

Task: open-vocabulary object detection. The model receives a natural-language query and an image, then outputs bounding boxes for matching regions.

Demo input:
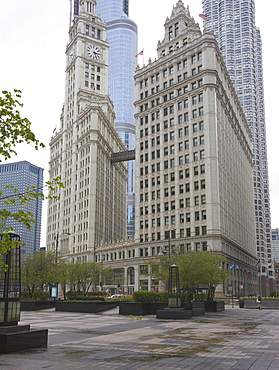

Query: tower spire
[69,0,72,30]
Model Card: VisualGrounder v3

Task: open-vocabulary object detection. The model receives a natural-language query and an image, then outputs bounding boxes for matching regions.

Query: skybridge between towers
[111,149,135,163]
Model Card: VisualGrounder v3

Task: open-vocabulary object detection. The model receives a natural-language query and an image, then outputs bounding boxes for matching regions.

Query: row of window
[139,151,205,175]
[140,93,203,114]
[139,195,206,216]
[140,210,206,228]
[140,138,205,161]
[139,79,203,111]
[84,81,100,90]
[139,52,202,88]
[85,24,101,39]
[139,180,206,202]
[139,167,205,189]
[139,226,207,243]
[140,117,204,139]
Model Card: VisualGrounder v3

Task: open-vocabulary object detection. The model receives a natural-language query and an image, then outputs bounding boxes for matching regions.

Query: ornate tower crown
[157,0,201,58]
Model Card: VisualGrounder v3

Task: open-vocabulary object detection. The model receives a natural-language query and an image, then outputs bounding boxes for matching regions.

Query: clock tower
[47,0,127,262]
[64,0,109,129]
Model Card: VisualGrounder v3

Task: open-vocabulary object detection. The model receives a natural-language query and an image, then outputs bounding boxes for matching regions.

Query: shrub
[20,291,32,300]
[133,290,168,303]
[32,290,50,301]
[66,290,84,299]
[68,296,105,301]
[156,291,168,302]
[194,293,207,301]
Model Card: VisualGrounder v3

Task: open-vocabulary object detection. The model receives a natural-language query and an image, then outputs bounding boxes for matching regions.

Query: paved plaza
[1,305,279,369]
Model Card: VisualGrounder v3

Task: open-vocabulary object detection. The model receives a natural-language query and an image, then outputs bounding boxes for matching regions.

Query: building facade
[271,229,279,263]
[95,1,259,297]
[0,161,43,259]
[202,0,272,295]
[96,0,138,238]
[46,0,127,261]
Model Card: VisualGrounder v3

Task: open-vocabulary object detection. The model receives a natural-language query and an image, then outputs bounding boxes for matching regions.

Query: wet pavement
[1,305,279,369]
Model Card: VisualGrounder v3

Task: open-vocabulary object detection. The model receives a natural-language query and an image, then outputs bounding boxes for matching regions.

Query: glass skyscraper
[96,0,137,238]
[0,161,43,259]
[202,0,272,295]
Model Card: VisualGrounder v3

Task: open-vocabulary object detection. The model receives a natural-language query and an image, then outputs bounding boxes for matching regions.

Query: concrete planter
[243,299,279,309]
[119,302,168,315]
[55,301,117,313]
[184,301,205,316]
[156,308,192,319]
[20,301,55,311]
[205,301,225,312]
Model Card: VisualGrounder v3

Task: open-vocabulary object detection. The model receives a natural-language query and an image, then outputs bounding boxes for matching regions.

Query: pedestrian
[155,287,159,293]
[256,295,262,310]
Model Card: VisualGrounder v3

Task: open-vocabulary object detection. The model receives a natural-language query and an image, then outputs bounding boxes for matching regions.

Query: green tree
[147,255,177,290]
[0,89,64,265]
[176,252,227,301]
[0,89,44,161]
[147,252,227,301]
[21,250,58,294]
[66,262,112,297]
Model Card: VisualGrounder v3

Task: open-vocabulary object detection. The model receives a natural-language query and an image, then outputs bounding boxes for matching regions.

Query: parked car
[110,294,124,299]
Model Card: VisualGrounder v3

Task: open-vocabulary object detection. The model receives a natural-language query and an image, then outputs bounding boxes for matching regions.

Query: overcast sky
[0,0,278,246]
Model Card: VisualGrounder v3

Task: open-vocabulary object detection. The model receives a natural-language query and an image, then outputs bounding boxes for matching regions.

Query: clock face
[87,45,101,60]
[68,48,75,63]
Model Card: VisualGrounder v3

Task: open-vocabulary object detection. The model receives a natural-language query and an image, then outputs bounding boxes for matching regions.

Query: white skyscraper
[46,0,127,262]
[202,0,273,295]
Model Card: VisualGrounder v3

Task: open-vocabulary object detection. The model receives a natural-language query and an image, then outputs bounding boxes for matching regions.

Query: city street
[1,305,279,369]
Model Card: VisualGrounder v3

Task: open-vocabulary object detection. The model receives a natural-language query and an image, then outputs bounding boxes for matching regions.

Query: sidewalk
[1,305,279,369]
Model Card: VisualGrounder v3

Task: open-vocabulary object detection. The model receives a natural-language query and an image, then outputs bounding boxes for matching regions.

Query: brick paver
[1,306,279,369]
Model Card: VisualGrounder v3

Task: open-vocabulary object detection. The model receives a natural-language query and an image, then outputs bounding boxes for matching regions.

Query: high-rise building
[271,229,279,263]
[202,0,273,295]
[0,161,43,258]
[96,0,137,238]
[133,0,258,296]
[46,0,127,262]
[90,1,261,295]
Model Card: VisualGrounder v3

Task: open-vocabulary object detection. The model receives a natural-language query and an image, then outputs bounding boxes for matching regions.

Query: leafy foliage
[133,290,168,303]
[147,252,227,301]
[0,89,44,161]
[0,90,64,264]
[20,290,50,301]
[21,250,58,293]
